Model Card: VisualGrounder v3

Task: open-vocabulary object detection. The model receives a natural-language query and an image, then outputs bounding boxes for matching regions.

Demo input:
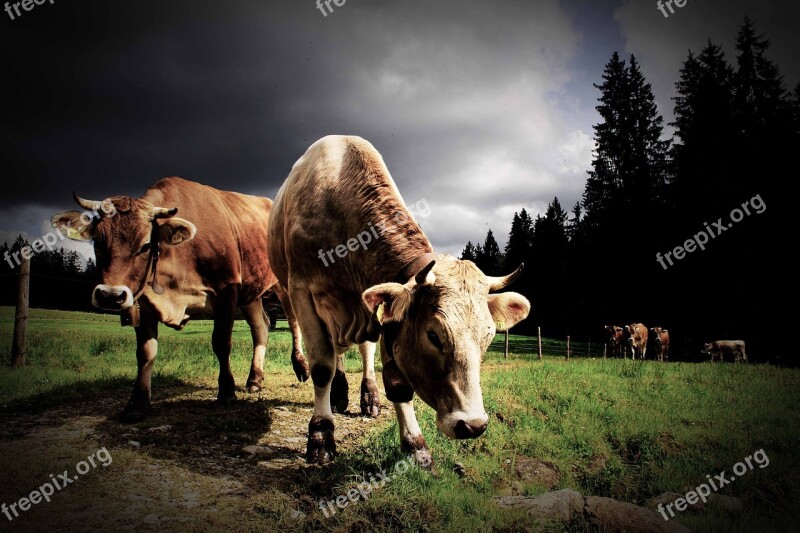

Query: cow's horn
[152,207,178,219]
[486,263,524,292]
[73,192,101,211]
[414,260,436,285]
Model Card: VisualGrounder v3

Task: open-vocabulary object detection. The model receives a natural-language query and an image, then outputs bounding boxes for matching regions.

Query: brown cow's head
[605,325,623,344]
[52,194,196,323]
[651,326,667,342]
[362,255,530,440]
[700,342,713,354]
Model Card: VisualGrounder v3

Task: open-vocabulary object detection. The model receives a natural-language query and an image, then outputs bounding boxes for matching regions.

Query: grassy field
[0,306,799,531]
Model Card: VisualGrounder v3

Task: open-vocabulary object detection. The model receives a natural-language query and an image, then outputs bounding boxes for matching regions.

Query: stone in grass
[585,496,691,533]
[242,445,274,457]
[513,457,560,490]
[494,489,584,523]
[646,492,706,513]
[146,425,172,434]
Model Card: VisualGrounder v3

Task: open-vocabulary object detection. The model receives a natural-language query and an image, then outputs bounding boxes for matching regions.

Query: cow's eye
[427,330,443,351]
[138,242,151,255]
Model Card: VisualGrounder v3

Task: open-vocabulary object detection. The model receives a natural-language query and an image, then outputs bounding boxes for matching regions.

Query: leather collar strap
[132,220,165,300]
[395,252,437,283]
[381,252,435,360]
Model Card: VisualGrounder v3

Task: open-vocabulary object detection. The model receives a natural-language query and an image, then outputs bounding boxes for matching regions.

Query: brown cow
[702,340,748,363]
[51,177,312,422]
[625,323,648,359]
[651,327,670,361]
[604,325,625,358]
[268,135,530,465]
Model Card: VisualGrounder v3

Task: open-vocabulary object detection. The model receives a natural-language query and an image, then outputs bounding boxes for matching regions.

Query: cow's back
[269,136,432,351]
[144,177,275,303]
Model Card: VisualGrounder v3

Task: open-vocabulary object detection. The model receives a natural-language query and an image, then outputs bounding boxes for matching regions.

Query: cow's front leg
[329,353,349,413]
[359,342,381,417]
[121,311,159,423]
[291,287,337,464]
[394,400,432,468]
[242,300,269,393]
[212,290,237,403]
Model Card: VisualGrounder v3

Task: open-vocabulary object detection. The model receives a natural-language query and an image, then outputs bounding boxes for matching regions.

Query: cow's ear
[362,283,412,323]
[158,217,197,245]
[51,211,95,241]
[488,292,530,330]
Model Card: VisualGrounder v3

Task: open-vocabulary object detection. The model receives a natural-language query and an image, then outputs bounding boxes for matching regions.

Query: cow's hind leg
[290,287,337,464]
[359,342,381,417]
[121,311,159,423]
[242,300,269,393]
[274,284,310,382]
[330,353,349,414]
[212,290,238,403]
[394,400,432,468]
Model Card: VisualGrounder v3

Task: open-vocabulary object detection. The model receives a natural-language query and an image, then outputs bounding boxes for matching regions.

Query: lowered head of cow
[52,193,196,315]
[362,255,530,441]
[701,342,713,354]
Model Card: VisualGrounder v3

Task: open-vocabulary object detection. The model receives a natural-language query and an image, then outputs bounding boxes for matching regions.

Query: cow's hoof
[292,353,311,383]
[330,369,349,413]
[307,416,336,465]
[360,378,381,418]
[217,390,237,404]
[119,405,148,423]
[411,448,433,469]
[246,371,264,393]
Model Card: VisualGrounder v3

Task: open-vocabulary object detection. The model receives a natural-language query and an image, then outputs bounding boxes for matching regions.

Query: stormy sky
[2,0,798,260]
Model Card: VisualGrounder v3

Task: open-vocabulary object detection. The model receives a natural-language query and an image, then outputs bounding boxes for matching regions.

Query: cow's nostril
[92,285,132,311]
[454,419,488,439]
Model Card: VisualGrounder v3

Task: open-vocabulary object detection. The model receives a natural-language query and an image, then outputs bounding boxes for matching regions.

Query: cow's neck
[349,178,434,283]
[368,214,434,283]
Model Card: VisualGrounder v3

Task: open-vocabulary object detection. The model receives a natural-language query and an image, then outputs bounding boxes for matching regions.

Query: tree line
[0,236,98,312]
[461,18,796,362]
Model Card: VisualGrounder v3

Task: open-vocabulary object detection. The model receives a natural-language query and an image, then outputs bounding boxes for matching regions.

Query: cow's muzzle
[92,284,134,311]
[437,411,489,439]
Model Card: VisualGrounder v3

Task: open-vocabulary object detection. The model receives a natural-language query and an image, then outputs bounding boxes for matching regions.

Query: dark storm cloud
[2,0,798,255]
[3,0,592,254]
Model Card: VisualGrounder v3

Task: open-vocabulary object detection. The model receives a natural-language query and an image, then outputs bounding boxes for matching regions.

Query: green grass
[1,306,799,531]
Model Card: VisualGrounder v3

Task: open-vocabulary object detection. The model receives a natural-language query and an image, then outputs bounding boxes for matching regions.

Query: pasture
[0,307,798,531]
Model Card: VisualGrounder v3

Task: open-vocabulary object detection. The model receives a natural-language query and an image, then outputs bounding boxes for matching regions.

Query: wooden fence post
[587,339,591,358]
[537,326,542,360]
[11,255,30,368]
[566,335,570,361]
[603,343,607,358]
[504,329,509,359]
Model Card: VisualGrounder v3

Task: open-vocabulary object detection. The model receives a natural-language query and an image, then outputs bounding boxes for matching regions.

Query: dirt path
[0,372,387,531]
